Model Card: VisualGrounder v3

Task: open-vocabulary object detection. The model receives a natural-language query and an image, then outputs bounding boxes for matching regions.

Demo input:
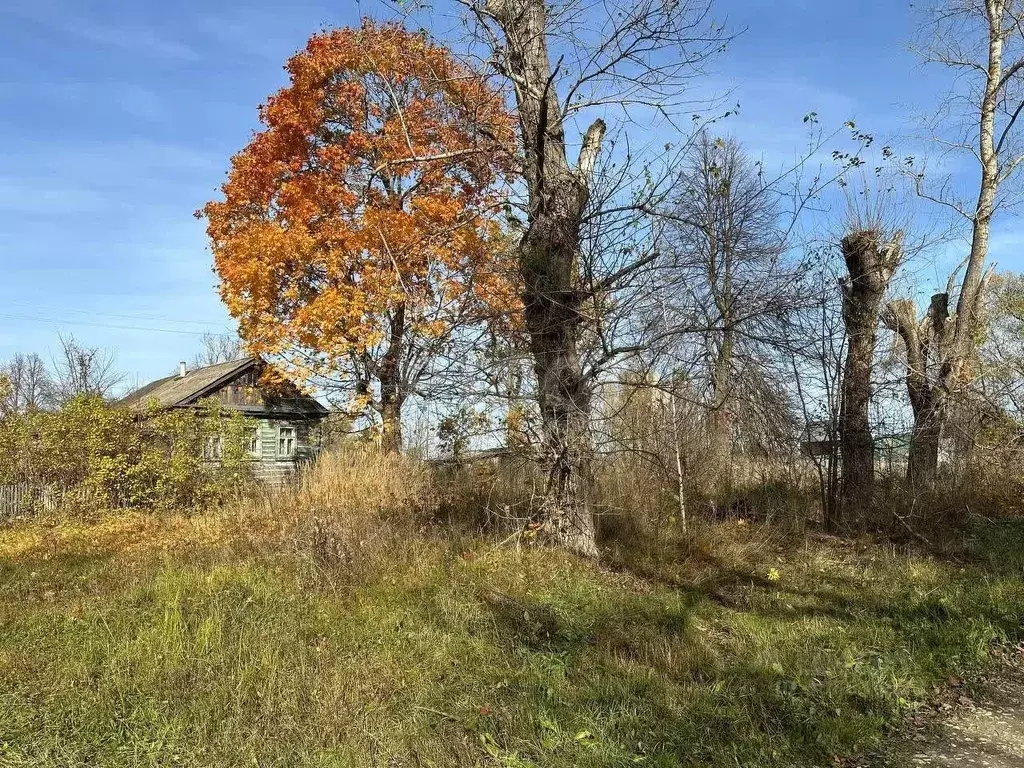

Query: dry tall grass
[213,441,1021,581]
[224,447,436,580]
[294,445,433,517]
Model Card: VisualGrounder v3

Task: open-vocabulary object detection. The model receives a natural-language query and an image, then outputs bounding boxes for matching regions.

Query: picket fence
[0,484,56,518]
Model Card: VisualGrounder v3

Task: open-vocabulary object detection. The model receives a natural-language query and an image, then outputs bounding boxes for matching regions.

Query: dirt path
[905,665,1024,767]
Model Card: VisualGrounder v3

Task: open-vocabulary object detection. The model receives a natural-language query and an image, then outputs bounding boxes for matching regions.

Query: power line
[0,311,233,337]
[0,299,228,328]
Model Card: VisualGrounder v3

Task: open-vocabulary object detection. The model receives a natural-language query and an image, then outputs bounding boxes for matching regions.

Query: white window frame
[202,434,223,461]
[277,426,296,457]
[248,428,261,458]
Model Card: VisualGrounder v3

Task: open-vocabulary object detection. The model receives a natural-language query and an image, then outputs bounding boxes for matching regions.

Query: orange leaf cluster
[201,20,518,376]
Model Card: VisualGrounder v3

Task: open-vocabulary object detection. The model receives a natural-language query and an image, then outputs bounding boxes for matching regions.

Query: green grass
[1,515,1023,767]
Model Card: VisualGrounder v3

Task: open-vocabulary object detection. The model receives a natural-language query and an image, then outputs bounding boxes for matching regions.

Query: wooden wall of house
[252,417,321,487]
[213,369,264,407]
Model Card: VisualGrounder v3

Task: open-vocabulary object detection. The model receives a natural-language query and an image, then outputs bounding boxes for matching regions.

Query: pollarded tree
[887,0,1024,488]
[202,20,516,452]
[837,228,901,530]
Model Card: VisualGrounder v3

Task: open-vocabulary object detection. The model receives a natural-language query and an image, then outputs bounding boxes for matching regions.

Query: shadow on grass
[602,518,1024,635]
[415,518,1024,765]
[448,573,906,765]
[3,517,1022,768]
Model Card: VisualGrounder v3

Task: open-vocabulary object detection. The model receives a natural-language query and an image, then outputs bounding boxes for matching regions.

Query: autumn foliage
[201,20,516,450]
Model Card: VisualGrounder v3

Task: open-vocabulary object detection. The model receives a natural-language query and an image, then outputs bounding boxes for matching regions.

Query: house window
[248,428,261,458]
[278,426,296,457]
[202,434,223,461]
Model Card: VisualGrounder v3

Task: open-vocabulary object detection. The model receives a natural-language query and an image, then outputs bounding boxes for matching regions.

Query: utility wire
[0,311,233,337]
[0,299,228,328]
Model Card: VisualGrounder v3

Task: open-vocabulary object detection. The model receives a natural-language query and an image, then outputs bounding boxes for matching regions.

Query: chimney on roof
[179,361,187,378]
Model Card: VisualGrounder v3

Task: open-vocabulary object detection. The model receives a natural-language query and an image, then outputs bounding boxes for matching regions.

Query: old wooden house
[119,357,328,485]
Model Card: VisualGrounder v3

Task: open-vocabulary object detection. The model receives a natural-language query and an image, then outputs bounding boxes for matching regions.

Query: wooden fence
[0,484,55,519]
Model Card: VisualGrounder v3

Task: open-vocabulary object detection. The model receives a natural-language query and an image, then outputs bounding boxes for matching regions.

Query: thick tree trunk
[521,202,599,557]
[379,390,403,453]
[486,0,606,556]
[907,398,942,492]
[838,334,875,530]
[535,393,598,556]
[837,231,899,531]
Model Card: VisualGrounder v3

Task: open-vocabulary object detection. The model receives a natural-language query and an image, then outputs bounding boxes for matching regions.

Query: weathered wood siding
[212,369,264,407]
[0,484,56,518]
[251,418,321,487]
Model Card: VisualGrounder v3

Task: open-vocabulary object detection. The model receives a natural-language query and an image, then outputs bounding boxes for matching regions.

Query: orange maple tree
[201,21,517,451]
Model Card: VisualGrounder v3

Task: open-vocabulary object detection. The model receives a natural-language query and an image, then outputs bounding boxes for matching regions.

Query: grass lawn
[0,512,1022,767]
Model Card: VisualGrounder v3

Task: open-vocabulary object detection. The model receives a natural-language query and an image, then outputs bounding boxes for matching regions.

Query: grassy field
[0,508,1022,767]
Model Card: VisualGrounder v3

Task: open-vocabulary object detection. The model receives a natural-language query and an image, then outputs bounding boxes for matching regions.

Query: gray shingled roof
[118,357,258,412]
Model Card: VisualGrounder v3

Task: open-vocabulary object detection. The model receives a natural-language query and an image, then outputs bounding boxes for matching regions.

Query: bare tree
[447,0,729,555]
[663,133,796,491]
[788,254,848,528]
[51,333,124,404]
[192,333,245,368]
[889,0,1024,488]
[0,353,55,414]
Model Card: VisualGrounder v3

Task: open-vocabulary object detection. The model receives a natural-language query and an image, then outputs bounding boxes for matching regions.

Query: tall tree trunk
[951,8,1000,363]
[521,192,599,556]
[486,0,606,556]
[838,230,900,531]
[377,305,405,454]
[883,295,948,491]
[709,326,734,492]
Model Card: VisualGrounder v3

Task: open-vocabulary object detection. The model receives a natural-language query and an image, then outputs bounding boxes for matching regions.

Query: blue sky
[0,0,1014,389]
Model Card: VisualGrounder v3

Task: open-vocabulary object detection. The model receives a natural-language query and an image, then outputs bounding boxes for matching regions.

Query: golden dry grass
[0,511,229,563]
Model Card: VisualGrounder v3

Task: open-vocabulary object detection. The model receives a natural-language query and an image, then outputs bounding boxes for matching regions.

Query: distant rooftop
[118,357,258,412]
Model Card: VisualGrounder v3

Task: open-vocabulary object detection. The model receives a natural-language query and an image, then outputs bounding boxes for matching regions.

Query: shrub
[0,396,255,513]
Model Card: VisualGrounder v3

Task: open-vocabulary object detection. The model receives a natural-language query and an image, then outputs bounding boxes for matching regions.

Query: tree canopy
[201,20,517,449]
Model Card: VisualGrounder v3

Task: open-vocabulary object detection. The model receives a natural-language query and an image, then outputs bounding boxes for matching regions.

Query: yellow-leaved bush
[0,395,256,514]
